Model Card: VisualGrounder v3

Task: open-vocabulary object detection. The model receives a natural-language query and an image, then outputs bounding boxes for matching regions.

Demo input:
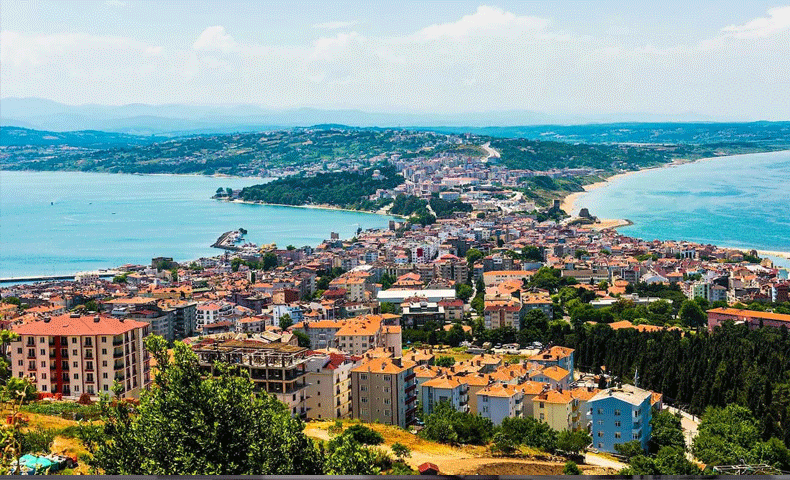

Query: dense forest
[238,164,403,210]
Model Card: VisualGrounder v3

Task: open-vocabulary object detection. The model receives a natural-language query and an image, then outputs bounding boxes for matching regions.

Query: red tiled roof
[13,313,147,336]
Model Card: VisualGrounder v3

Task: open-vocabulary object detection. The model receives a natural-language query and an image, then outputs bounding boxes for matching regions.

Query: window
[598,443,603,449]
[86,374,93,382]
[361,397,368,403]
[539,402,545,408]
[317,380,320,384]
[361,385,367,392]
[42,373,46,379]
[615,432,621,439]
[598,431,604,437]
[633,433,640,440]
[73,361,78,368]
[73,373,79,379]
[104,385,109,391]
[17,360,22,366]
[72,338,77,344]
[102,348,107,355]
[360,374,367,381]
[40,361,46,367]
[292,394,296,401]
[614,409,621,416]
[103,373,108,379]
[383,375,391,381]
[27,349,35,357]
[86,361,93,370]
[597,420,604,425]
[74,386,79,392]
[540,413,545,420]
[597,408,603,414]
[482,406,488,413]
[41,385,47,392]
[384,398,390,405]
[40,337,45,344]
[102,337,107,343]
[72,350,77,356]
[384,410,390,417]
[40,349,45,355]
[615,421,621,427]
[384,387,390,393]
[17,348,21,354]
[102,361,107,367]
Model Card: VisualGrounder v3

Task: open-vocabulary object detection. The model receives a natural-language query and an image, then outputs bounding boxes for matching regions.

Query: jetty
[0,271,120,284]
[211,230,243,252]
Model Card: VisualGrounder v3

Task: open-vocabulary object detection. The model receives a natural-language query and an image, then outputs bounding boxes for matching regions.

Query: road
[481,142,500,161]
[664,405,700,461]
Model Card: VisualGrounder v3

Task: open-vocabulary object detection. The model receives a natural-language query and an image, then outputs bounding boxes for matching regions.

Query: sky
[1,1,789,120]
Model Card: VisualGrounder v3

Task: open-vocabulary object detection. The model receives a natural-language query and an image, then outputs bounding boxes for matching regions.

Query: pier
[211,230,243,252]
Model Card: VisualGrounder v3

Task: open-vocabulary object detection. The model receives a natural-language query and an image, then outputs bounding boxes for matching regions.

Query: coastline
[559,150,790,264]
[223,198,408,219]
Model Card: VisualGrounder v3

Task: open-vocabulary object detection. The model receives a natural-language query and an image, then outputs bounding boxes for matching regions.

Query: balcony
[113,350,124,358]
[404,373,416,381]
[113,339,123,346]
[405,384,416,393]
[114,374,126,382]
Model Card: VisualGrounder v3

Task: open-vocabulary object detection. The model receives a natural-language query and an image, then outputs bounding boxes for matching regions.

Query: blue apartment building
[588,385,653,453]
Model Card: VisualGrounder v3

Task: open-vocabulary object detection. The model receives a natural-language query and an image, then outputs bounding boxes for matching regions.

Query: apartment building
[304,352,360,420]
[196,301,233,330]
[484,298,524,330]
[193,339,311,418]
[11,313,151,398]
[420,375,469,415]
[475,383,523,425]
[529,346,575,380]
[351,356,417,428]
[532,389,579,432]
[588,385,653,453]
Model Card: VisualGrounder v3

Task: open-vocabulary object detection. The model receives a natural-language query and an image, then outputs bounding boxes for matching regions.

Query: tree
[679,300,706,328]
[434,356,456,368]
[279,314,293,330]
[293,330,311,348]
[0,330,19,361]
[649,410,685,453]
[465,248,483,265]
[498,416,557,452]
[225,187,233,197]
[563,460,582,475]
[391,442,411,460]
[456,283,474,302]
[342,424,383,445]
[692,404,760,466]
[92,336,324,475]
[324,434,380,475]
[420,401,493,446]
[614,440,645,460]
[380,273,396,290]
[556,430,591,455]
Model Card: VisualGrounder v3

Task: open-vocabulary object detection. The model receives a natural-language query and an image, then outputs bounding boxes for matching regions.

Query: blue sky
[2,1,789,119]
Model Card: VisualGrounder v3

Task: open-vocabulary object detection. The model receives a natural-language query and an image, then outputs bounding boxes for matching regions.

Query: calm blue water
[0,171,395,279]
[577,150,790,266]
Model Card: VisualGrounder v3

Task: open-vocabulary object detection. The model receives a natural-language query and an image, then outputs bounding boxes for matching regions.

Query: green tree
[614,440,646,460]
[654,446,702,475]
[649,410,686,453]
[293,330,311,348]
[692,404,760,466]
[391,442,411,460]
[556,430,591,455]
[465,248,483,265]
[279,314,293,330]
[380,273,396,290]
[678,300,706,328]
[324,434,380,475]
[420,401,493,446]
[434,356,456,368]
[92,336,324,475]
[563,460,582,475]
[456,283,474,302]
[342,424,384,445]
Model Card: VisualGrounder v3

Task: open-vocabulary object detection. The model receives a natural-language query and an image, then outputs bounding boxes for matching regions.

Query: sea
[0,170,396,280]
[576,149,790,268]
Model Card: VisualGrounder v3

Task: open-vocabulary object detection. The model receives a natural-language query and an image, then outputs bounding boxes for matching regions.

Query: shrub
[343,424,384,445]
[17,427,55,454]
[563,460,582,475]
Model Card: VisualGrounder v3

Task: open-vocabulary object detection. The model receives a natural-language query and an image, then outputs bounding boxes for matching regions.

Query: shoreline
[221,198,408,219]
[561,149,790,231]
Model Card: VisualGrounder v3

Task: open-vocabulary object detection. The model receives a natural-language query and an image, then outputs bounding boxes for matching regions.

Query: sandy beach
[227,198,408,219]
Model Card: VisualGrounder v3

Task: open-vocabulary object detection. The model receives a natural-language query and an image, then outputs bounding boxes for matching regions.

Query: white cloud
[414,5,549,41]
[722,5,790,39]
[193,26,237,53]
[1,5,789,119]
[312,21,358,30]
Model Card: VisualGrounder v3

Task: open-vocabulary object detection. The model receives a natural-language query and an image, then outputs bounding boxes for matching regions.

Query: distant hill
[416,122,790,145]
[0,126,165,148]
[0,97,729,135]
